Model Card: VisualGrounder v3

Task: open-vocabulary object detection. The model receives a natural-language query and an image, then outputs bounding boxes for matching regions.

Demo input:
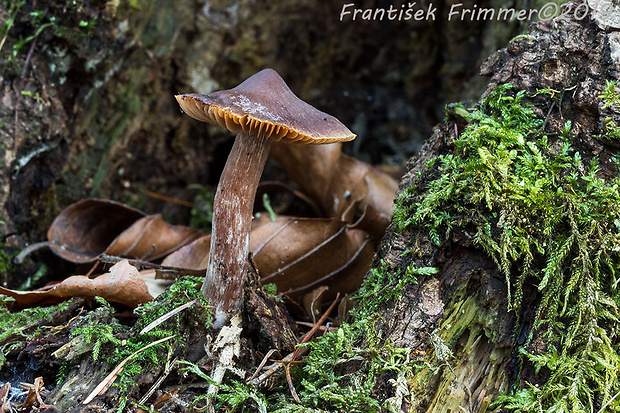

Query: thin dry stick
[249,349,279,382]
[139,299,198,334]
[13,241,50,264]
[295,321,336,332]
[43,307,84,333]
[138,354,177,405]
[84,261,100,278]
[82,335,176,405]
[0,17,13,54]
[598,389,620,413]
[248,347,308,388]
[98,254,205,277]
[141,188,195,208]
[286,293,340,403]
[285,361,299,403]
[33,377,53,409]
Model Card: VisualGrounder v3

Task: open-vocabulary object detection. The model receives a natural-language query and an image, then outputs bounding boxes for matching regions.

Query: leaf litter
[0,138,400,411]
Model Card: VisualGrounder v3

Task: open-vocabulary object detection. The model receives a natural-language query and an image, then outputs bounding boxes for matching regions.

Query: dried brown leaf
[46,199,202,264]
[301,286,329,322]
[0,260,152,308]
[160,235,210,271]
[47,199,146,263]
[270,143,398,238]
[161,215,374,301]
[105,214,203,261]
[252,215,374,300]
[270,142,342,204]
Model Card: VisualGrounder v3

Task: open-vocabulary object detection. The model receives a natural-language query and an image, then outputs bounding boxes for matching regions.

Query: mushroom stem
[203,130,272,328]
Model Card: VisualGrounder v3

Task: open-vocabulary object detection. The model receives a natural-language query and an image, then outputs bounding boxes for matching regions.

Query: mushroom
[175,68,355,327]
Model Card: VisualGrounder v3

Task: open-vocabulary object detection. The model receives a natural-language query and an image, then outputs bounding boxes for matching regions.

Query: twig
[249,349,279,382]
[21,36,37,77]
[139,299,199,334]
[141,188,194,208]
[285,360,299,403]
[98,254,205,277]
[542,100,556,131]
[33,377,53,409]
[14,241,50,264]
[42,306,84,333]
[248,347,308,388]
[82,335,176,405]
[0,17,13,54]
[138,354,177,405]
[598,389,620,413]
[20,377,52,410]
[285,293,340,403]
[84,261,99,278]
[295,321,336,332]
[249,295,341,389]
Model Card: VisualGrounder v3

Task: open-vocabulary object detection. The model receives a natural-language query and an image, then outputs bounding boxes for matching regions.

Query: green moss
[105,277,210,394]
[599,117,620,141]
[257,261,435,412]
[1,0,96,71]
[0,299,71,370]
[353,261,437,321]
[51,277,210,409]
[270,321,416,413]
[601,80,620,110]
[179,360,269,412]
[204,259,428,412]
[395,84,620,412]
[188,184,215,232]
[0,248,15,276]
[597,80,620,141]
[509,34,536,43]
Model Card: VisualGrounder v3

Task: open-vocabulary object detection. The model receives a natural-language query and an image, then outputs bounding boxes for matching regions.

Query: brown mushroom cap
[175,68,355,144]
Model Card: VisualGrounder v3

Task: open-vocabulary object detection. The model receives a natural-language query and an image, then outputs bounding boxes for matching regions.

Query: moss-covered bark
[368,12,620,413]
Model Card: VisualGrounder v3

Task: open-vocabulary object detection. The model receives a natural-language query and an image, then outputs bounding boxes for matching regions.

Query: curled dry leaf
[47,198,146,263]
[0,260,152,308]
[47,198,202,264]
[161,236,210,271]
[252,215,374,300]
[270,142,399,239]
[301,286,330,322]
[270,143,343,204]
[162,215,375,301]
[105,214,203,261]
